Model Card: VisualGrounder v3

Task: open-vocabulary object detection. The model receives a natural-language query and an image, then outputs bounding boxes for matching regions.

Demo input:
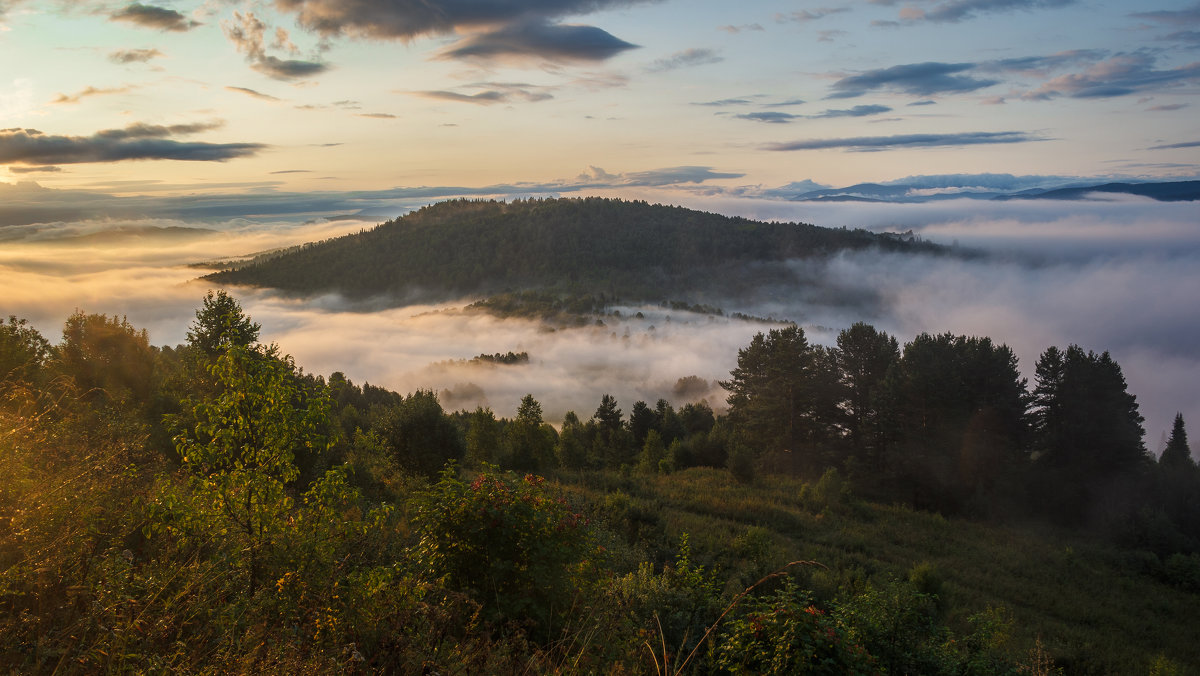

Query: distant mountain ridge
[204,197,944,303]
[787,179,1200,203]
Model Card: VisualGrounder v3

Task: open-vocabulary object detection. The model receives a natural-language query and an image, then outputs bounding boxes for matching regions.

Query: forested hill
[204,197,943,301]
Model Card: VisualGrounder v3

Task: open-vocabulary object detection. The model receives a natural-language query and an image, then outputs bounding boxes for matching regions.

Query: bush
[714,581,876,675]
[410,465,595,639]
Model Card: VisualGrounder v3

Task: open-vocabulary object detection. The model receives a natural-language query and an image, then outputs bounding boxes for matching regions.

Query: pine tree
[1160,413,1194,469]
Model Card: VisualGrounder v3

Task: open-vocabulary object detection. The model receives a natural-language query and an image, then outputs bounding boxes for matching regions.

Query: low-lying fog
[4,195,1197,456]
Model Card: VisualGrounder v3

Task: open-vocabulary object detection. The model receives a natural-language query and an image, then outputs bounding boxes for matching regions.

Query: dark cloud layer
[0,123,263,166]
[439,20,637,62]
[733,105,891,123]
[830,62,999,98]
[273,0,656,39]
[418,82,555,105]
[110,3,199,31]
[766,131,1040,151]
[734,111,800,123]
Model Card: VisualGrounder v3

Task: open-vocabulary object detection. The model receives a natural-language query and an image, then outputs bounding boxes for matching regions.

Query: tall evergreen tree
[835,322,899,459]
[1032,345,1146,477]
[1160,413,1194,469]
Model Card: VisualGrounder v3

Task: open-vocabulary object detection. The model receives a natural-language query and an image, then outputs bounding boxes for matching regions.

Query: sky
[1,0,1199,452]
[1,0,1198,199]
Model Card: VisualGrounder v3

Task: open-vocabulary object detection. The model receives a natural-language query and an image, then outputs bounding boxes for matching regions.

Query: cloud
[813,104,893,118]
[0,163,742,227]
[225,86,282,102]
[776,8,850,23]
[719,23,764,33]
[8,165,62,173]
[901,0,1075,23]
[439,19,637,62]
[51,85,134,104]
[356,112,396,119]
[645,47,722,73]
[830,62,999,98]
[1149,140,1200,150]
[693,97,756,106]
[765,131,1041,151]
[1021,53,1200,100]
[733,105,892,123]
[1148,103,1188,112]
[1131,3,1200,26]
[734,111,800,123]
[273,0,656,40]
[110,3,199,32]
[613,166,743,186]
[983,49,1106,76]
[108,48,163,64]
[0,123,264,166]
[417,82,555,105]
[224,11,328,81]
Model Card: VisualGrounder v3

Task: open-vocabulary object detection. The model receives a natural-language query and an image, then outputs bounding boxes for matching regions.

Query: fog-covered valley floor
[4,195,1197,451]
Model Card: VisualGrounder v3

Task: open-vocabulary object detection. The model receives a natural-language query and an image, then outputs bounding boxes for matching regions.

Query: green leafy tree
[555,410,589,469]
[465,406,503,466]
[168,345,333,594]
[378,390,464,477]
[58,312,155,405]
[0,316,52,386]
[638,429,667,474]
[508,394,556,470]
[186,290,261,357]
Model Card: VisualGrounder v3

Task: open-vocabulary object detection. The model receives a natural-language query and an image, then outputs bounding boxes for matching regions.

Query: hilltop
[204,197,944,303]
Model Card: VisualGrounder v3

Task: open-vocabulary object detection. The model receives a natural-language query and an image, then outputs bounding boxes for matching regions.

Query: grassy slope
[554,467,1197,674]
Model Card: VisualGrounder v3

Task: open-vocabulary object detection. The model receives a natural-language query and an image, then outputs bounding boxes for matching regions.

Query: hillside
[204,197,944,302]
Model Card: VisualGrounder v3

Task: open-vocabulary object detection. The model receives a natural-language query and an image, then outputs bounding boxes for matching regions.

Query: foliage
[714,581,876,674]
[1160,413,1194,469]
[166,344,333,593]
[410,466,594,638]
[0,315,52,386]
[186,289,261,357]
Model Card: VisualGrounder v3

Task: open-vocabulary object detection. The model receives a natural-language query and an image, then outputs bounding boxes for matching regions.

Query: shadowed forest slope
[205,197,945,302]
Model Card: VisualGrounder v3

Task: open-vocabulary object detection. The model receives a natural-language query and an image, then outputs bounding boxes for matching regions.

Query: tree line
[205,197,947,303]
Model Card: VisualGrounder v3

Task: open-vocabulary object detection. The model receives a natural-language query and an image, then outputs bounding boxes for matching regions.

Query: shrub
[410,465,594,639]
[714,580,876,675]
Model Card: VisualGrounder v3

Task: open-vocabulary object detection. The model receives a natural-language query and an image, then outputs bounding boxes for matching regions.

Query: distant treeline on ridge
[205,197,945,301]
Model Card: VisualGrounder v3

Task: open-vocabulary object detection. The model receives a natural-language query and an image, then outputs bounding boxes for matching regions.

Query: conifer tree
[1160,413,1194,469]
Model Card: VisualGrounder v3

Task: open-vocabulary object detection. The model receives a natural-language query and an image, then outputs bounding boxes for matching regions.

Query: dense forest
[3,292,1199,673]
[204,198,946,303]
